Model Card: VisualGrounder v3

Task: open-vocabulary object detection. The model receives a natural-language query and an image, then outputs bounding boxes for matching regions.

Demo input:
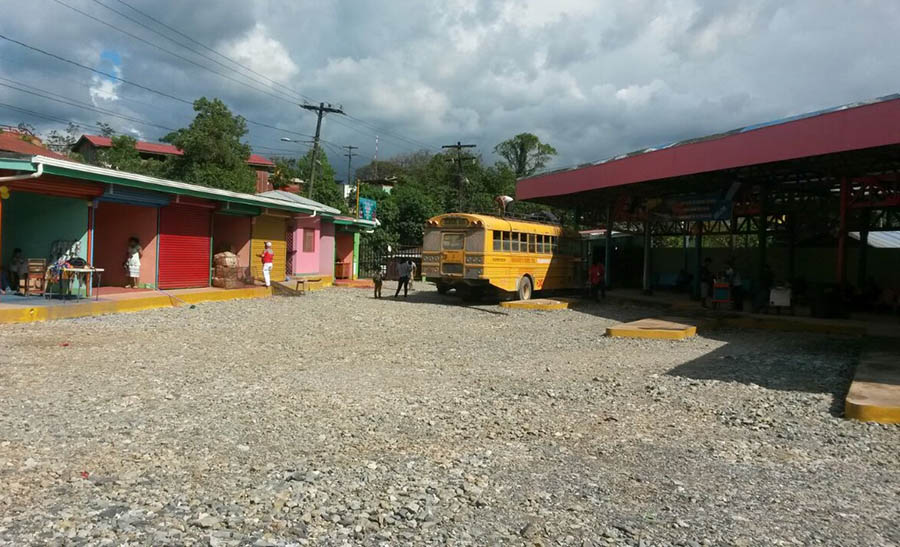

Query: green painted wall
[353,232,360,279]
[1,192,89,293]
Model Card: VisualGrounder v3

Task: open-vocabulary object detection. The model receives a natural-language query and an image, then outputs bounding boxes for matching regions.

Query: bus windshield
[442,233,464,250]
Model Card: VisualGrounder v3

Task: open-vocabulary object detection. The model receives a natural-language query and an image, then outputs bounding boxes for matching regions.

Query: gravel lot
[0,285,897,546]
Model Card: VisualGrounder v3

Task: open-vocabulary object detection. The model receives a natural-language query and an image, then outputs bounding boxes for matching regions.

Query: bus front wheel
[517,276,533,301]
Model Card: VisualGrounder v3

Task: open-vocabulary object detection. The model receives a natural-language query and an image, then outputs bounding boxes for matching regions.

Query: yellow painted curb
[845,397,900,424]
[500,298,572,310]
[606,318,698,340]
[0,287,271,325]
[844,340,900,424]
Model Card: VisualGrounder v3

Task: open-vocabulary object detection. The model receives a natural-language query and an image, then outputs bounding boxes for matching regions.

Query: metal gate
[358,244,422,280]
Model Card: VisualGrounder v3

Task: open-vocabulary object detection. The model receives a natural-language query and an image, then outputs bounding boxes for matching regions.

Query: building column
[787,213,796,283]
[604,204,612,287]
[694,222,703,299]
[837,178,848,285]
[642,219,652,294]
[758,185,768,283]
[858,208,870,287]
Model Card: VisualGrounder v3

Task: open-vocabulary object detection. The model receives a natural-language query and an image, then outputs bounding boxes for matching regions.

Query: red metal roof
[517,94,900,201]
[0,130,69,160]
[77,134,275,167]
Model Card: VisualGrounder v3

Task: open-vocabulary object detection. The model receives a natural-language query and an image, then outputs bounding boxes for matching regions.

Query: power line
[343,145,359,188]
[88,0,309,106]
[111,0,437,153]
[0,103,106,132]
[301,102,344,198]
[343,113,437,151]
[0,33,192,105]
[0,36,318,144]
[113,0,315,103]
[50,0,301,107]
[442,141,477,210]
[0,80,178,132]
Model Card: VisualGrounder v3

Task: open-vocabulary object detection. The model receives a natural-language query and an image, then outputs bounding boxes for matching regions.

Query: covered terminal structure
[517,94,900,318]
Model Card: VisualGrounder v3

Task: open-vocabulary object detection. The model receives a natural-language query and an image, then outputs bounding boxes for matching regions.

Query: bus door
[440,231,465,277]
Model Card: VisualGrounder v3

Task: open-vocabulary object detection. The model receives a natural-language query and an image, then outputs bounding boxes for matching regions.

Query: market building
[0,154,376,297]
[517,94,900,317]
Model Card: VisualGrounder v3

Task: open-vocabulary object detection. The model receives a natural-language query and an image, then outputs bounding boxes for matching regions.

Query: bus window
[528,234,536,253]
[442,233,464,250]
[550,236,558,254]
[493,231,501,251]
[520,233,528,252]
[539,235,547,254]
[502,232,510,252]
[510,232,520,252]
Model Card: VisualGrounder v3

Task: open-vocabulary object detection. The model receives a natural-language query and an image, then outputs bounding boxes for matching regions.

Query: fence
[358,244,422,280]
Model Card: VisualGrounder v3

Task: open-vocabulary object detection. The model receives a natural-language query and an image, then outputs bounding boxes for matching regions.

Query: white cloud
[89,74,121,105]
[219,24,299,83]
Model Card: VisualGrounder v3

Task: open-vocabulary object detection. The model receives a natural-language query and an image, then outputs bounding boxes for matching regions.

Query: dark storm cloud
[2,0,900,181]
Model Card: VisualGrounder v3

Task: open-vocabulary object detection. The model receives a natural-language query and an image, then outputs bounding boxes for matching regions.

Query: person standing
[700,257,713,308]
[258,241,274,287]
[394,259,410,298]
[124,237,143,288]
[725,261,743,311]
[407,259,417,291]
[589,258,606,300]
[372,266,384,299]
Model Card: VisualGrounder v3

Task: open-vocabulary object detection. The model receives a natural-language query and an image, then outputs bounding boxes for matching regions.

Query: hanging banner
[359,198,377,220]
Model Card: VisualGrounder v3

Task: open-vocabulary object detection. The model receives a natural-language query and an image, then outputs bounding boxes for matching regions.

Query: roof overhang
[4,155,335,217]
[517,94,900,205]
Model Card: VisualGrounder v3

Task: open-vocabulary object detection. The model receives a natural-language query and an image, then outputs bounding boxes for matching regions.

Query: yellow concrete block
[845,340,900,424]
[606,318,697,340]
[500,298,572,310]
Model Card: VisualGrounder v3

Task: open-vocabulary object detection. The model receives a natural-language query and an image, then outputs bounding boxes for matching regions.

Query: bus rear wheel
[517,276,533,301]
[436,282,450,295]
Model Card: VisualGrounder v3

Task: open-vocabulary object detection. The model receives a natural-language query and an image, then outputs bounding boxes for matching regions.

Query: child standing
[372,267,383,299]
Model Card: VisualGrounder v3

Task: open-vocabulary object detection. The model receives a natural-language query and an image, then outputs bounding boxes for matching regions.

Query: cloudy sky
[2,0,899,181]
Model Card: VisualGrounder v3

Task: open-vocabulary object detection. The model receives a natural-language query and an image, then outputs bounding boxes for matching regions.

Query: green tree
[44,122,80,154]
[97,135,169,177]
[493,132,557,178]
[162,97,256,193]
[295,149,348,213]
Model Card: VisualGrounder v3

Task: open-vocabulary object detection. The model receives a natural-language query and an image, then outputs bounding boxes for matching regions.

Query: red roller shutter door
[158,205,211,289]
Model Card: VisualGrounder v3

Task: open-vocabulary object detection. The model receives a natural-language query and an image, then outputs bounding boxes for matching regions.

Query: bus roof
[426,213,564,234]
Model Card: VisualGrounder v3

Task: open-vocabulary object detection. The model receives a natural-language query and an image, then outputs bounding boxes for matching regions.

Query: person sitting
[8,248,27,295]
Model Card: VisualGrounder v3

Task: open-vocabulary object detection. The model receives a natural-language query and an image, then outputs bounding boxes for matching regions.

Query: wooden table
[47,267,105,301]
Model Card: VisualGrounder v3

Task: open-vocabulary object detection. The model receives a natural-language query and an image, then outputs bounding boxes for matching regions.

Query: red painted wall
[335,231,354,279]
[213,214,252,280]
[93,202,158,287]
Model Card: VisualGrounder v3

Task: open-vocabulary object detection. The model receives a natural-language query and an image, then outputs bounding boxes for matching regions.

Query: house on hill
[72,135,276,193]
[0,126,69,160]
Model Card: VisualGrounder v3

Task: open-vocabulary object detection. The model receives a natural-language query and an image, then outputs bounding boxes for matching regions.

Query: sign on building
[359,198,377,220]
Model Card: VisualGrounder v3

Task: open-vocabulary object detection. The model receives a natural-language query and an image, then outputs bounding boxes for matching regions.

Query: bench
[295,277,322,295]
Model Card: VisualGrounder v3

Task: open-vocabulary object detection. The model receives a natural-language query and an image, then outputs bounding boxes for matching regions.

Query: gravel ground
[0,285,897,547]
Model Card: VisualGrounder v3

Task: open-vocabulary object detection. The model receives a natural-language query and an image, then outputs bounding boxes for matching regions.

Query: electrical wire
[113,0,316,103]
[0,81,178,132]
[0,33,192,105]
[50,0,302,107]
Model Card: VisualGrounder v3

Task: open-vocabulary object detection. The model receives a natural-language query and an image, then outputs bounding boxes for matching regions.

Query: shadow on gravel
[665,335,860,417]
[375,285,510,316]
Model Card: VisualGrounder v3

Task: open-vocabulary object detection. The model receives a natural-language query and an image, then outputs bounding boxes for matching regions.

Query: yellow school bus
[421,213,579,300]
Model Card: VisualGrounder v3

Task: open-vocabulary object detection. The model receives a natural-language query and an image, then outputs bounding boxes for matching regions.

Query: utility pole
[300,102,344,199]
[442,141,476,211]
[343,145,359,215]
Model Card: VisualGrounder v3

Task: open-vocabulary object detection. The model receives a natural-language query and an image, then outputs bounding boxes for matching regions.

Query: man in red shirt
[258,241,274,287]
[589,259,606,300]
